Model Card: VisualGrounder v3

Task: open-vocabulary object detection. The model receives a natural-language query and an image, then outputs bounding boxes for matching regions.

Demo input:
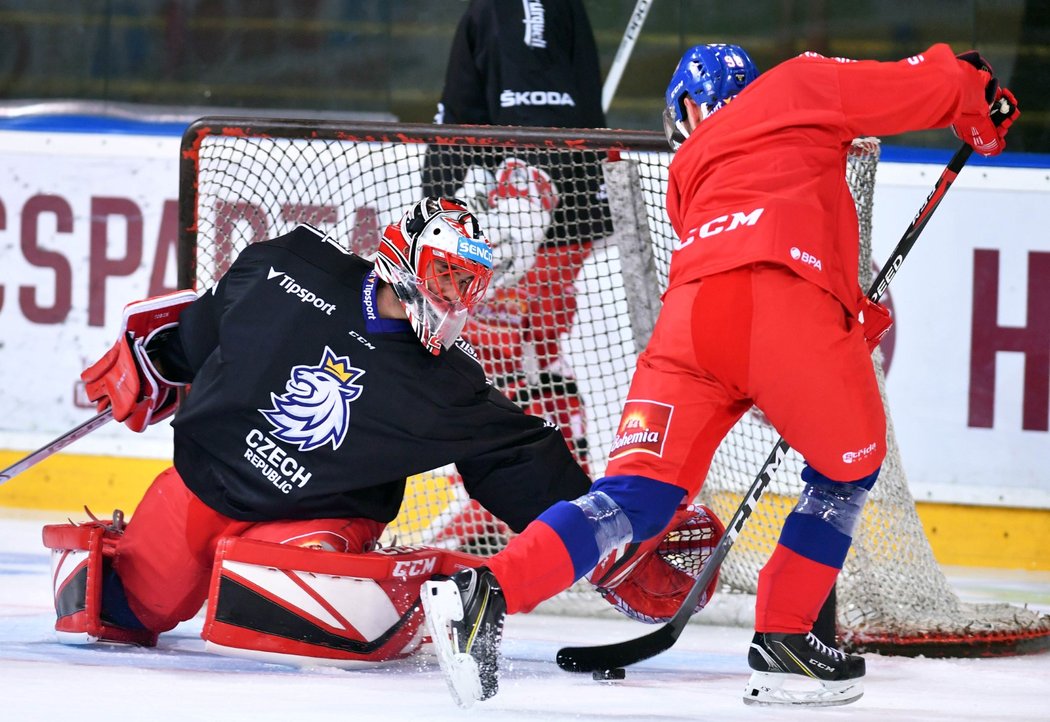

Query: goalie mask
[374,197,494,355]
[663,43,759,150]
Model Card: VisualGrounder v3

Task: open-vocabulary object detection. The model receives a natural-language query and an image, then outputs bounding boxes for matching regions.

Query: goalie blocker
[81,290,198,432]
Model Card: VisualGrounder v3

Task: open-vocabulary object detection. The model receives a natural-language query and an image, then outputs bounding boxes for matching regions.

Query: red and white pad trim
[203,537,482,668]
[42,521,157,646]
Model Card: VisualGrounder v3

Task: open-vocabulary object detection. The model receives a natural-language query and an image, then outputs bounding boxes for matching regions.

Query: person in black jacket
[420,0,611,548]
[43,197,591,664]
[430,0,604,130]
[422,0,609,296]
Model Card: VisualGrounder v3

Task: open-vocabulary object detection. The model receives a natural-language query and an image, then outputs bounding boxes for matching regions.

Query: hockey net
[179,119,1049,656]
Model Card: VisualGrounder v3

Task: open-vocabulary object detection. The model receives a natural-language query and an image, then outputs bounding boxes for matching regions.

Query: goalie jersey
[159,225,590,527]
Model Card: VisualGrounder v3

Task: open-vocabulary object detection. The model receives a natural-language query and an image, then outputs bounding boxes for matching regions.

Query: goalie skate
[743,632,864,707]
[421,567,505,708]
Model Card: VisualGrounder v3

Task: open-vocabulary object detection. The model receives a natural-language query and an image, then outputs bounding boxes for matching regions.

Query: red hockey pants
[606,263,886,489]
[113,467,384,633]
[490,264,886,626]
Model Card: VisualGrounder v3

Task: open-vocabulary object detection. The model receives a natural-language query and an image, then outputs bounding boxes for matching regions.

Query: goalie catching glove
[81,290,197,432]
[588,503,725,624]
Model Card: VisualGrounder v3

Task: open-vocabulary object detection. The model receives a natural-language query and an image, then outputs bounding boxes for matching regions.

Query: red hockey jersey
[666,43,992,316]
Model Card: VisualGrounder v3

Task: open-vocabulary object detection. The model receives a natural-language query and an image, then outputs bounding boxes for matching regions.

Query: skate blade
[55,631,98,645]
[421,580,483,709]
[743,670,864,707]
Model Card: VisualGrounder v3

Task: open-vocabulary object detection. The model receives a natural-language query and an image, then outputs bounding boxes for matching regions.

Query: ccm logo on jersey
[609,400,674,460]
[500,89,576,108]
[676,208,764,250]
[349,329,376,350]
[267,267,337,315]
[790,246,823,271]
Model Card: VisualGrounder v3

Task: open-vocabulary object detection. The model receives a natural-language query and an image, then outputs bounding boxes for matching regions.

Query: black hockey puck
[591,668,626,681]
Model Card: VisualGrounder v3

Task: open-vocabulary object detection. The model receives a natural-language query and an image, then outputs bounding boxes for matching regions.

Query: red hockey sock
[755,544,840,633]
[486,521,576,614]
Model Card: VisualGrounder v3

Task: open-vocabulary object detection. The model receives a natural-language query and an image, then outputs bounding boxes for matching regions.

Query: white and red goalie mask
[374,197,494,355]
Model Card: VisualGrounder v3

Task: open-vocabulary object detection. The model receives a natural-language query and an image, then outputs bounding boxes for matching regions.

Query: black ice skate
[744,631,865,706]
[421,566,506,708]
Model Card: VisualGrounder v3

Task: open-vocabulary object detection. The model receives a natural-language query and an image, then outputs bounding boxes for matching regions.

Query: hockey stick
[601,0,654,114]
[0,409,113,485]
[556,102,1012,672]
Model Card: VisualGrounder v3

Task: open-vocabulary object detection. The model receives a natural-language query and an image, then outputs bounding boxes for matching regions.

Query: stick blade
[556,623,678,672]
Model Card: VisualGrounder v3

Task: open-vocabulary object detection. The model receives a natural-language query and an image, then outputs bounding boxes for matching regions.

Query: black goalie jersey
[160,225,590,527]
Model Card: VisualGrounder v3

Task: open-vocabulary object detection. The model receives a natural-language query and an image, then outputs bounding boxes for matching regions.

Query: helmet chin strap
[675,118,692,144]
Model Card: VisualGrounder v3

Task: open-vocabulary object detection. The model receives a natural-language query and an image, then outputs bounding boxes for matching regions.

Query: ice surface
[3,511,1048,722]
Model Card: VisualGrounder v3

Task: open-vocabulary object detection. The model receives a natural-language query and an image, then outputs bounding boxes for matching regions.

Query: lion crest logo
[261,347,365,451]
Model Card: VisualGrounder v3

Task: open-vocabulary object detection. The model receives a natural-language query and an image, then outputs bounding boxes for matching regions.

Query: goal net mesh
[179,119,1049,656]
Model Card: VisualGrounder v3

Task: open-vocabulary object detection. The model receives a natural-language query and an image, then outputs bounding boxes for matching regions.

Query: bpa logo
[790,246,823,271]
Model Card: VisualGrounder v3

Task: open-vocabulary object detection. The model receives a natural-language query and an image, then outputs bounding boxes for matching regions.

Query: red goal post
[178,119,1050,657]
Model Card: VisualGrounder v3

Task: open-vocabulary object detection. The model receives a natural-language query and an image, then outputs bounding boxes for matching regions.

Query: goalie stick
[0,409,113,485]
[556,99,1013,673]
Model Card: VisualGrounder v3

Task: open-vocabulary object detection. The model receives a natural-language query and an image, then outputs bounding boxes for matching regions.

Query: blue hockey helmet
[663,44,759,150]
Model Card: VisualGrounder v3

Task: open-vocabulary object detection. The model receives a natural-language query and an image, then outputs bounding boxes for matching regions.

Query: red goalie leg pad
[755,544,840,633]
[203,537,482,668]
[486,520,576,614]
[42,520,157,646]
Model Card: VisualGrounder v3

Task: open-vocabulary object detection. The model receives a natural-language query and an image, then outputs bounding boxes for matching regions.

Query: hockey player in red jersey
[423,44,1019,707]
[43,198,599,666]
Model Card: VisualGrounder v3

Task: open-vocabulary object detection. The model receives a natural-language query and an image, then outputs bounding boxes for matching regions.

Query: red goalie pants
[113,467,384,633]
[491,264,886,628]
